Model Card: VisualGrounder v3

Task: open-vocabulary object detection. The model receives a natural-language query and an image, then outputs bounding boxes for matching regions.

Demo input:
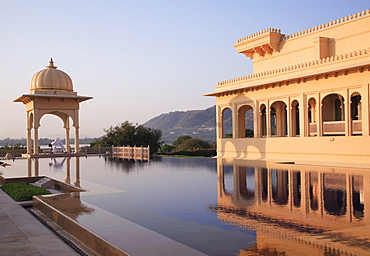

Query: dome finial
[46,58,57,69]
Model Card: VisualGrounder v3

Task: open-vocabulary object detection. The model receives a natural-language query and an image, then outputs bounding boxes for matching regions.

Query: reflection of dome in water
[30,59,73,91]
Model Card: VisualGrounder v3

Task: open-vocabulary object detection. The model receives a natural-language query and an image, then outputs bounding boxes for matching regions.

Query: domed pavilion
[14,59,93,155]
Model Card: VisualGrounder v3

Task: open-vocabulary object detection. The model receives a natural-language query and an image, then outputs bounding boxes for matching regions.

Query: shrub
[168,149,216,157]
[1,182,51,202]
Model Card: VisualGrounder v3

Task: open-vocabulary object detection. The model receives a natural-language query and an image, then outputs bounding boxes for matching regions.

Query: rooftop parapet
[281,9,370,41]
[234,28,283,59]
[216,47,370,87]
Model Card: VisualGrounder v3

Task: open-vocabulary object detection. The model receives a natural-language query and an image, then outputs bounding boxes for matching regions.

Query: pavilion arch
[221,107,233,138]
[270,100,287,137]
[350,92,362,120]
[321,93,345,136]
[322,93,345,122]
[237,105,254,138]
[291,100,300,136]
[351,92,362,135]
[307,97,317,136]
[260,104,267,137]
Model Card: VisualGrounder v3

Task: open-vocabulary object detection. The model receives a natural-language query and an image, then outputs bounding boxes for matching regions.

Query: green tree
[91,121,162,154]
[177,138,210,151]
[173,135,192,148]
[160,144,175,153]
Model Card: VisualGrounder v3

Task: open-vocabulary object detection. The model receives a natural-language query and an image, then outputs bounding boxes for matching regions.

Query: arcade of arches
[220,92,363,139]
[206,9,370,166]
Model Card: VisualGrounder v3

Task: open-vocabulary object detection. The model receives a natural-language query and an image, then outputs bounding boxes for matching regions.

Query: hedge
[1,182,51,202]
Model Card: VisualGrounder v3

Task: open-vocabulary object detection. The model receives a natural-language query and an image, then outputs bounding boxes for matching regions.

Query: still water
[3,156,370,255]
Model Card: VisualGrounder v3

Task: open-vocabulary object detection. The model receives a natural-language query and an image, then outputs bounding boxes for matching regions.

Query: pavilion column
[232,103,238,138]
[74,110,80,153]
[75,157,81,188]
[65,118,70,152]
[364,174,370,224]
[266,100,271,137]
[318,94,323,136]
[287,98,292,137]
[27,128,32,154]
[65,127,70,152]
[74,127,80,153]
[362,83,370,136]
[254,100,260,138]
[346,173,353,222]
[318,172,324,216]
[255,167,261,205]
[217,106,223,140]
[33,127,39,154]
[217,158,225,197]
[301,171,309,215]
[268,168,273,205]
[233,164,240,200]
[345,89,352,136]
[300,93,306,137]
[65,157,71,184]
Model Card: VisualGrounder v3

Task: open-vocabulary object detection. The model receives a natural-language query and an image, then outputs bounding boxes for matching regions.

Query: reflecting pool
[2,156,370,255]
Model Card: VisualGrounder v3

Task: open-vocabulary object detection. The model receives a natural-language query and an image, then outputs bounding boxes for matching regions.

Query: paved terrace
[0,189,78,256]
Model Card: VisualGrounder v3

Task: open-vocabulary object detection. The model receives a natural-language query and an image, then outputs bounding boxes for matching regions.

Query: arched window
[351,94,361,120]
[238,105,254,138]
[270,101,287,137]
[322,93,345,136]
[260,105,267,137]
[222,108,232,138]
[308,98,317,136]
[292,100,300,136]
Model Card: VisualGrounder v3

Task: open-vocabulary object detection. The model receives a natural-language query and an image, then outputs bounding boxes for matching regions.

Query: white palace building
[205,10,370,167]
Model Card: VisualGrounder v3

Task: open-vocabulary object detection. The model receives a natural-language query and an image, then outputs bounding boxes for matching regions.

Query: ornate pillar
[65,157,71,184]
[75,157,81,187]
[33,127,39,154]
[74,127,80,153]
[345,89,351,136]
[318,172,324,216]
[266,100,271,137]
[318,94,323,137]
[74,110,80,153]
[300,93,306,137]
[65,118,70,152]
[362,83,370,136]
[287,98,292,137]
[254,100,260,138]
[232,103,238,138]
[346,173,353,222]
[27,128,32,154]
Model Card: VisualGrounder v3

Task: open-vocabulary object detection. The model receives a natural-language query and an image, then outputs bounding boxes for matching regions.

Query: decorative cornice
[236,28,282,44]
[217,47,370,86]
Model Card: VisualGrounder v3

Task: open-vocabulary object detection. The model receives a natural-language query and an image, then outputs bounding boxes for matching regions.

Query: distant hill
[143,106,228,144]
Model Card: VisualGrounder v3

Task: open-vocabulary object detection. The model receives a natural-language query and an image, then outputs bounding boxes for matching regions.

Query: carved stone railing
[281,9,370,41]
[111,145,150,161]
[236,28,281,44]
[309,120,362,136]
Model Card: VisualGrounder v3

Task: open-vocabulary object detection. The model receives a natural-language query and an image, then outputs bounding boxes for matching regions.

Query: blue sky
[0,0,368,139]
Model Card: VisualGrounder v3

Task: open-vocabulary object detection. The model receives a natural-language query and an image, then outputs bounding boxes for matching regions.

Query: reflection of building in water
[205,10,370,166]
[27,157,81,188]
[213,158,370,255]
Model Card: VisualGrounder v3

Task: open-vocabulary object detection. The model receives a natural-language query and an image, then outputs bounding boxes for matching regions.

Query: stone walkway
[0,189,78,256]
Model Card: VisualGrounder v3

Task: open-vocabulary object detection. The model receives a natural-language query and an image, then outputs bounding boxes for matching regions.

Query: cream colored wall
[210,10,370,166]
[237,12,370,73]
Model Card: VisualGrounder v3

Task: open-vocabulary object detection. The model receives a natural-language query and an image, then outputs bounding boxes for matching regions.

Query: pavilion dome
[30,59,73,92]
